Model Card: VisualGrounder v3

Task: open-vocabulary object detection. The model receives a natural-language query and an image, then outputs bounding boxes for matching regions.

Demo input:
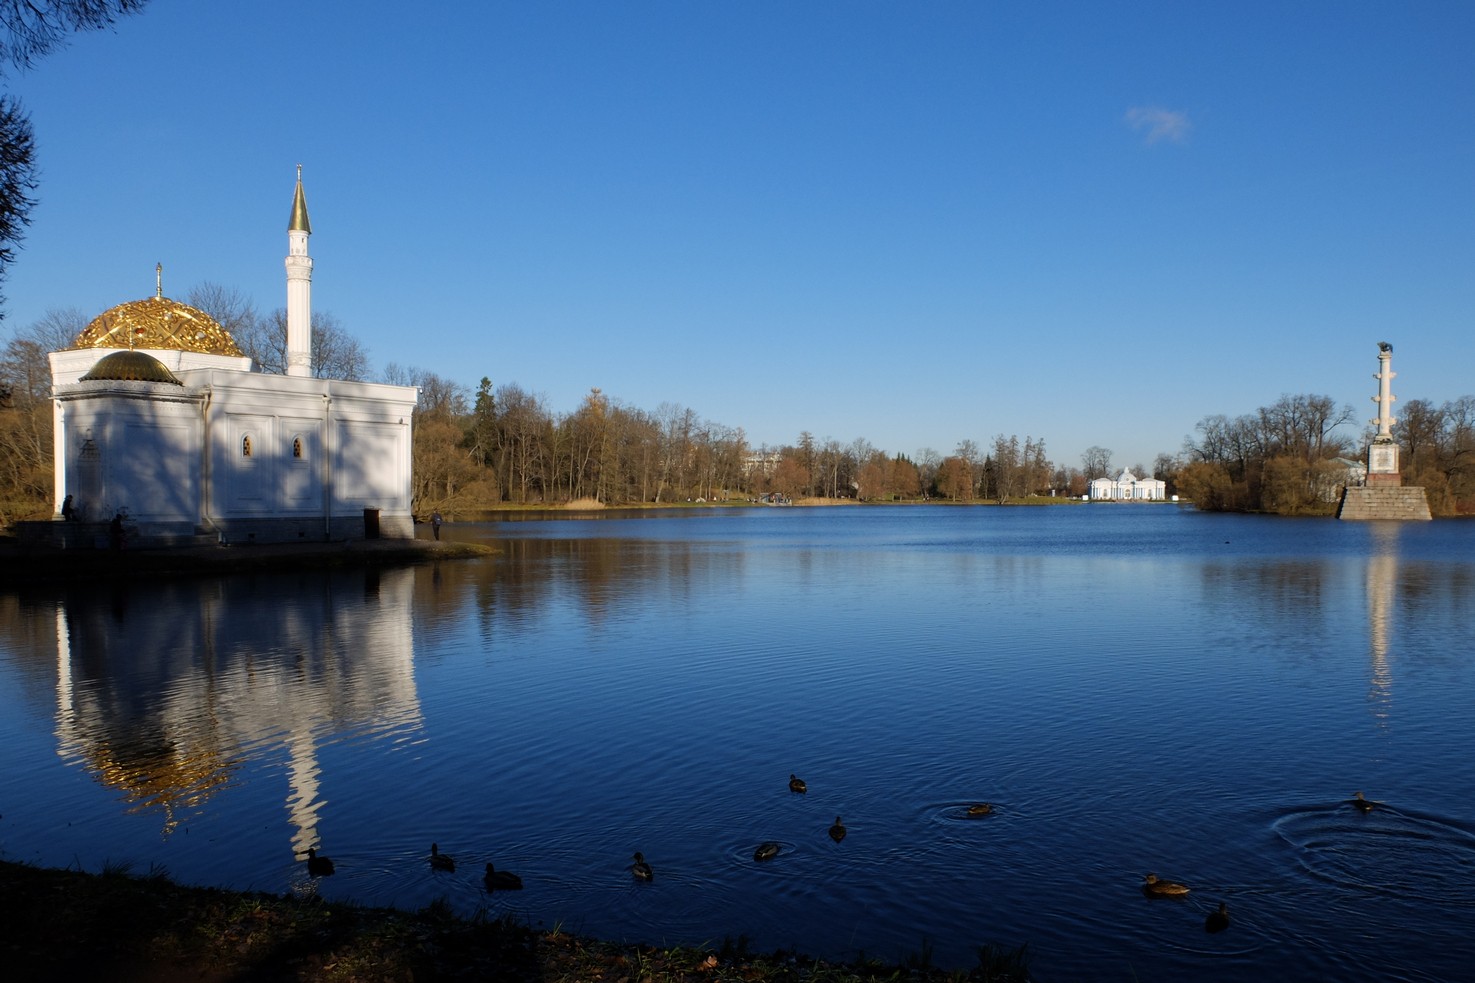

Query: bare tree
[1256,393,1354,463]
[890,455,921,499]
[1,306,84,403]
[256,309,369,380]
[1,1,148,73]
[955,439,981,497]
[936,456,972,501]
[185,281,257,348]
[914,447,941,496]
[1153,453,1181,492]
[990,434,1027,502]
[796,431,817,497]
[0,96,34,319]
[1081,446,1112,480]
[0,307,87,516]
[1394,398,1443,475]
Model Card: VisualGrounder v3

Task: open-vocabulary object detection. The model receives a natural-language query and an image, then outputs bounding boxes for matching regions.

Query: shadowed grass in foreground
[0,860,1035,982]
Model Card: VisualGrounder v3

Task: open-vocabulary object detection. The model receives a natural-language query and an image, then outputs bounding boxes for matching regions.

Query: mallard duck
[828,817,847,843]
[1141,873,1190,897]
[966,803,994,817]
[430,843,455,872]
[1205,902,1230,933]
[753,841,781,861]
[631,852,654,881]
[1351,791,1375,813]
[789,774,807,794]
[305,847,335,877]
[484,862,523,890]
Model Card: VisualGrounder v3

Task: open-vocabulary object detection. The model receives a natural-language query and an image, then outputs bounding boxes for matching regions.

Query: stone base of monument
[1337,486,1432,521]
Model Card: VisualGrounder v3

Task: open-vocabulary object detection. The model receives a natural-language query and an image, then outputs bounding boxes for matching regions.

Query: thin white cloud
[1125,106,1191,145]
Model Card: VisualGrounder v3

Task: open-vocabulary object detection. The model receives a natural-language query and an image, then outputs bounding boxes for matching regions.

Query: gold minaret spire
[288,163,312,234]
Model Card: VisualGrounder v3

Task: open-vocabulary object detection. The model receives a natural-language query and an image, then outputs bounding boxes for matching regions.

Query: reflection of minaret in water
[1365,524,1398,728]
[286,726,325,861]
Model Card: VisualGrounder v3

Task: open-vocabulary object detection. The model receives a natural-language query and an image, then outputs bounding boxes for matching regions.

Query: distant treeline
[6,300,1471,522]
[0,302,1143,523]
[408,375,1097,513]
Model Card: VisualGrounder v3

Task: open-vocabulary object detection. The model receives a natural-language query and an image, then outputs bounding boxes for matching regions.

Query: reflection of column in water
[1365,526,1398,729]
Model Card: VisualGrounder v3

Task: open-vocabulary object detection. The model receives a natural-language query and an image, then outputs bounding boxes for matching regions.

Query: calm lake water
[2,505,1473,981]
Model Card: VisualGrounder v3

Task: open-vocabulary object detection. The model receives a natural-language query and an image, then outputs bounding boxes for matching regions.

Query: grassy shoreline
[0,860,1034,982]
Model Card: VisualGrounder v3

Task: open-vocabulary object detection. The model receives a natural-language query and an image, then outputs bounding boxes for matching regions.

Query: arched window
[292,436,303,459]
[242,435,252,458]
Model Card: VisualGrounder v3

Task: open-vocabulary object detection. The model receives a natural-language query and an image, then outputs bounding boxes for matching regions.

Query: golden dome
[80,350,183,385]
[71,294,244,357]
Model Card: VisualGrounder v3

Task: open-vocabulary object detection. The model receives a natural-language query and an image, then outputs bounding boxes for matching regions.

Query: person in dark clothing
[431,511,443,540]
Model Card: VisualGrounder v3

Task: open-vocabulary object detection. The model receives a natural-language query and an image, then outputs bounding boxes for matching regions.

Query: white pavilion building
[1089,468,1167,501]
[44,171,418,545]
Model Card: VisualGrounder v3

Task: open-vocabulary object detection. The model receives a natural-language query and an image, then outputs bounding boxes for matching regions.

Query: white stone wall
[184,369,416,536]
[55,382,204,524]
[52,355,417,542]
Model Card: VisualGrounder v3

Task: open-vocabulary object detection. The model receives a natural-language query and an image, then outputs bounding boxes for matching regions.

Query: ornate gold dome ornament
[70,263,245,357]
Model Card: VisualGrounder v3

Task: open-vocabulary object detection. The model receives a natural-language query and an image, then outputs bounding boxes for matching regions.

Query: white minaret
[285,165,313,377]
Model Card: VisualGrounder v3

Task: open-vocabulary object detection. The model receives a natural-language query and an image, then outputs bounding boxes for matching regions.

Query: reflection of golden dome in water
[79,736,237,836]
[80,350,182,385]
[71,294,243,357]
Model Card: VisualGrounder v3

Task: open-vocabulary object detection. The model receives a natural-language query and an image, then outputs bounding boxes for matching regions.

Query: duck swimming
[305,848,335,877]
[966,803,994,817]
[1205,902,1230,933]
[631,852,654,882]
[430,843,455,872]
[1351,791,1376,813]
[1141,873,1190,897]
[789,774,807,794]
[828,817,847,843]
[754,841,781,861]
[484,862,523,890]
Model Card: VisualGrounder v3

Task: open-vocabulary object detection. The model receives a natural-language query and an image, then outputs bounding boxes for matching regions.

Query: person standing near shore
[431,511,443,540]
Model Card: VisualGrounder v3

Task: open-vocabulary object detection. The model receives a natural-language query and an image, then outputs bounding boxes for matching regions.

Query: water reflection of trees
[37,568,421,847]
[414,535,747,642]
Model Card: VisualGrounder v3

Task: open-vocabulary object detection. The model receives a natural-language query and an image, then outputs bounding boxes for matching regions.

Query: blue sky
[4,1,1472,472]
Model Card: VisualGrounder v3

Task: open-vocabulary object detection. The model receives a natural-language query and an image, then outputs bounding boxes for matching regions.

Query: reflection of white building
[45,171,417,544]
[1089,468,1167,501]
[52,566,422,851]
